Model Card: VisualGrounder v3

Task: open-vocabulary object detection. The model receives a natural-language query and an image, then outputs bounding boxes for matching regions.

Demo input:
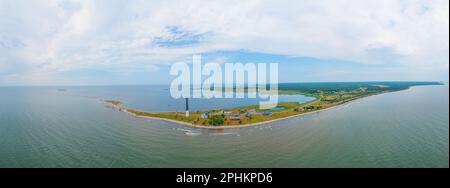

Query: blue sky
[0,0,448,85]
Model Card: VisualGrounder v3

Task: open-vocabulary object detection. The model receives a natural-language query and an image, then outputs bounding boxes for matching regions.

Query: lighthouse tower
[185,98,189,117]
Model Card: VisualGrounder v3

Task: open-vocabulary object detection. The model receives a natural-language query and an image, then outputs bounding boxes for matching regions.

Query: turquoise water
[0,85,448,167]
[271,107,286,111]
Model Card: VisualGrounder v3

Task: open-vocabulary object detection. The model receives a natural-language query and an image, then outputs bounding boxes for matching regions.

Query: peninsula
[103,82,442,128]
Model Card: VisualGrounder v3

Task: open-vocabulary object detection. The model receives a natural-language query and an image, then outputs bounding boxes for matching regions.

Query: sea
[0,84,448,167]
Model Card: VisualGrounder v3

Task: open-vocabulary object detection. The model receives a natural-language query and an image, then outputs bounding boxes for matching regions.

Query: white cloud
[0,0,448,85]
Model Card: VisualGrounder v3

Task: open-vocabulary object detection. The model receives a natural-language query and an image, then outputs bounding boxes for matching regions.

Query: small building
[230,115,241,121]
[295,107,305,112]
[248,109,257,114]
[304,105,315,111]
[201,112,210,119]
[222,110,232,115]
[261,111,272,116]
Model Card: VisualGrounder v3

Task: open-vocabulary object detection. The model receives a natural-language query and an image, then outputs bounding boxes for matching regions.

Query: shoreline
[102,91,391,129]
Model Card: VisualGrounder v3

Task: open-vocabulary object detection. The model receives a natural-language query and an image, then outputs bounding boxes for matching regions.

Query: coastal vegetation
[104,82,442,127]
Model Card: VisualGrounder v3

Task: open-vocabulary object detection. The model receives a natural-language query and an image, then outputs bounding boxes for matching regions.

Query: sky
[0,0,449,86]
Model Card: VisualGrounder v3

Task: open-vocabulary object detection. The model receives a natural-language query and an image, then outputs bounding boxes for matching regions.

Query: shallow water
[59,85,315,112]
[0,85,448,167]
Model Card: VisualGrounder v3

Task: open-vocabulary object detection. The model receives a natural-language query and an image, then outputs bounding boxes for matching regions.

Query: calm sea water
[58,85,316,112]
[0,85,448,167]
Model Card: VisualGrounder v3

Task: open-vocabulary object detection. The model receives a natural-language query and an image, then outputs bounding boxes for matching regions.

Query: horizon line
[0,81,446,87]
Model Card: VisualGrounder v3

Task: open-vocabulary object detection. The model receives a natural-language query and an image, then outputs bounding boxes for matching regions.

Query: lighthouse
[185,98,189,117]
